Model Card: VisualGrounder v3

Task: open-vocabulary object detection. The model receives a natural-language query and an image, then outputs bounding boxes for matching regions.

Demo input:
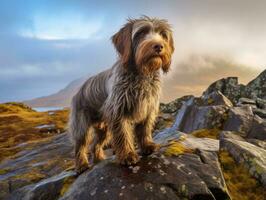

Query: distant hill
[24,76,88,107]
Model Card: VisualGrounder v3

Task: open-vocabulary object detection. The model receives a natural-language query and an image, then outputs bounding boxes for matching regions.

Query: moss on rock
[164,141,193,156]
[191,128,220,139]
[219,151,266,200]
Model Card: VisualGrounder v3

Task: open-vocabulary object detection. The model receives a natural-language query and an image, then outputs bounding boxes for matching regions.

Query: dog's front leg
[135,113,160,155]
[110,119,139,165]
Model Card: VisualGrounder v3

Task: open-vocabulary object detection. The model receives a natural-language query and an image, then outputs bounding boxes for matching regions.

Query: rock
[223,106,254,137]
[154,113,175,131]
[160,95,194,114]
[181,136,219,152]
[247,139,266,149]
[9,171,76,200]
[176,103,228,133]
[60,149,230,200]
[0,133,74,199]
[247,115,266,140]
[203,69,266,105]
[245,69,266,100]
[203,77,245,104]
[173,92,232,133]
[253,108,266,119]
[202,91,233,107]
[256,98,266,109]
[237,97,257,108]
[219,131,245,141]
[220,138,266,186]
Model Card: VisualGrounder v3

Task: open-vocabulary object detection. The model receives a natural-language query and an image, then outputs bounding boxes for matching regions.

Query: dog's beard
[135,41,171,75]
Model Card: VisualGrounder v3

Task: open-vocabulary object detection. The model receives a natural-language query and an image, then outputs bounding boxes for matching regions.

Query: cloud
[161,54,261,102]
[0,0,266,102]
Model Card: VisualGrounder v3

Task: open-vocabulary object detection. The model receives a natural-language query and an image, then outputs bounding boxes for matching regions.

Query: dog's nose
[153,44,163,53]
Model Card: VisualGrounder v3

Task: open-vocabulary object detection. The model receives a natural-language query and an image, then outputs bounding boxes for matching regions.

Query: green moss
[219,151,266,200]
[207,98,214,105]
[13,169,46,183]
[60,176,76,196]
[191,129,220,139]
[0,168,9,175]
[164,141,193,156]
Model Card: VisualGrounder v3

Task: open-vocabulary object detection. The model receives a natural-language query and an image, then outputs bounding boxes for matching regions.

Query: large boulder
[247,115,266,140]
[177,104,228,133]
[203,77,245,104]
[245,69,266,100]
[202,69,266,105]
[6,127,229,200]
[175,92,232,133]
[61,146,230,200]
[220,138,266,186]
[256,98,266,109]
[223,106,254,137]
[202,91,233,107]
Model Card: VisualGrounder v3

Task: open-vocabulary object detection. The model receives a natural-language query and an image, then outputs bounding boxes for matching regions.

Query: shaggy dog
[69,16,174,173]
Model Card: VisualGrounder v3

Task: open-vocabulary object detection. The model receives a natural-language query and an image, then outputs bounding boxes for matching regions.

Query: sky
[0,0,266,103]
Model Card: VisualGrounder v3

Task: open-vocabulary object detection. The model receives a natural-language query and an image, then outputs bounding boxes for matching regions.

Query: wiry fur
[69,16,174,173]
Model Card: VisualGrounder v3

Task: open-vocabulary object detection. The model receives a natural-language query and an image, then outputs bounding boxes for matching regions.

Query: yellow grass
[219,151,266,200]
[0,102,69,162]
[191,128,220,139]
[164,141,193,156]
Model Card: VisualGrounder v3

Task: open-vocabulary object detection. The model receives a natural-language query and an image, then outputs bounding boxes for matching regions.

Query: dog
[69,16,174,173]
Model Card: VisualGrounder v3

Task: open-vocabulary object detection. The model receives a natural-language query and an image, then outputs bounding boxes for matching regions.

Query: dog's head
[112,16,174,74]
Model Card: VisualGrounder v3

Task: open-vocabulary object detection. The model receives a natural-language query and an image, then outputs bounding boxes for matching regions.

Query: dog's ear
[162,33,174,74]
[162,60,171,74]
[169,32,175,54]
[112,22,133,66]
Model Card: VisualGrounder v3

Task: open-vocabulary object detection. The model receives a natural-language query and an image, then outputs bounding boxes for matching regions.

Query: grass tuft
[164,141,193,156]
[219,151,266,200]
[191,128,220,139]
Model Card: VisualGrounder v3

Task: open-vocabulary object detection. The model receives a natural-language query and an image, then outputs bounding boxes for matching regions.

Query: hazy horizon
[0,0,265,103]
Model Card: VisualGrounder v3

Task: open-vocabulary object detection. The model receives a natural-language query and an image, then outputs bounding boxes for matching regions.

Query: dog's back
[72,68,112,115]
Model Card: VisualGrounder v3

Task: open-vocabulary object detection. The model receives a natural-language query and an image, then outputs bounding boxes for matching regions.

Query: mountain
[24,76,88,107]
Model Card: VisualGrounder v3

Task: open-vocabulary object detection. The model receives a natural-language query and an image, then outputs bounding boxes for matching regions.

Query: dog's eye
[160,31,168,40]
[134,27,150,39]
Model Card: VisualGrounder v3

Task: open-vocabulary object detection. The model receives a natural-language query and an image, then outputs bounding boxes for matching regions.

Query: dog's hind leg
[91,123,111,163]
[69,107,93,174]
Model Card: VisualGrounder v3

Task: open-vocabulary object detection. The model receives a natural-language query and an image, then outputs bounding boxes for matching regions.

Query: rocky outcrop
[203,77,245,104]
[2,128,230,200]
[245,69,266,100]
[203,69,266,105]
[2,69,266,199]
[61,149,230,200]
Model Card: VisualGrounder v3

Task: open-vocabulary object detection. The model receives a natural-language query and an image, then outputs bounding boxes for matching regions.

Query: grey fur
[68,17,174,173]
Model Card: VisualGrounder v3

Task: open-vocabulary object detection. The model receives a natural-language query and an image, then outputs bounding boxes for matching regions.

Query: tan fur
[68,16,174,173]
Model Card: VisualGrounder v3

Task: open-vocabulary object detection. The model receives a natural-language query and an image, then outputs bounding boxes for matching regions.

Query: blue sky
[0,0,266,102]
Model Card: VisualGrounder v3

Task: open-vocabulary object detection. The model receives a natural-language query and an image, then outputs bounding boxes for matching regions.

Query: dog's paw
[142,142,160,155]
[75,157,91,175]
[93,152,106,164]
[119,152,140,166]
